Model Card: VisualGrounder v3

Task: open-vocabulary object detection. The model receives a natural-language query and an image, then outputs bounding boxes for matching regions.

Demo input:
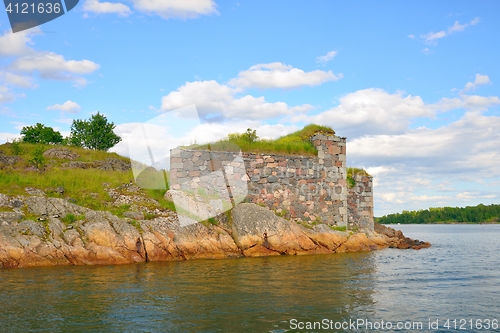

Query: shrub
[28,147,46,170]
[10,139,23,155]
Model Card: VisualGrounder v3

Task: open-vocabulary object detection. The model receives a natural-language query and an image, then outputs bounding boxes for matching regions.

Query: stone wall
[347,174,374,231]
[169,133,373,230]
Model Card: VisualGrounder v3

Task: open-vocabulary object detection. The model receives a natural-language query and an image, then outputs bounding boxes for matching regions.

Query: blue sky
[1,1,500,216]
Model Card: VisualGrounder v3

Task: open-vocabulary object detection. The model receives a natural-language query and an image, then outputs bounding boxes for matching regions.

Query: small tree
[69,112,121,151]
[10,139,23,155]
[20,123,63,145]
[242,128,258,143]
[28,146,46,170]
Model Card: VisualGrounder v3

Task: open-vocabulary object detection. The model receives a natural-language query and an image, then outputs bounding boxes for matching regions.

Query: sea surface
[1,224,500,333]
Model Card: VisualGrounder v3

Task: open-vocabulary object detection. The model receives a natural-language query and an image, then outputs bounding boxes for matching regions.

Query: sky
[1,1,500,216]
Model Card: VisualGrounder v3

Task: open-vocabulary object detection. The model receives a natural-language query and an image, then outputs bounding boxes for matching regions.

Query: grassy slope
[0,142,174,216]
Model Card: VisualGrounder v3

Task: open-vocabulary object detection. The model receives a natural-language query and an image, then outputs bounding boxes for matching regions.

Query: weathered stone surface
[62,161,92,169]
[374,223,431,250]
[123,211,144,220]
[231,203,318,255]
[25,187,46,196]
[301,224,348,251]
[23,196,89,216]
[43,148,79,160]
[95,158,131,171]
[0,153,20,166]
[62,158,131,171]
[0,194,430,269]
[0,194,8,207]
[165,190,226,225]
[336,233,379,252]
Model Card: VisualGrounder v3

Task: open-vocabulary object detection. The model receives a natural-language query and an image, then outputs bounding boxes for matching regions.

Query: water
[1,224,499,332]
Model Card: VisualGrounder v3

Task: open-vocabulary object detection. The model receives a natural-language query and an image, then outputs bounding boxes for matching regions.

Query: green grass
[346,167,371,188]
[61,213,85,225]
[328,225,347,232]
[0,142,129,166]
[0,142,177,214]
[129,219,144,233]
[296,220,314,229]
[347,167,371,178]
[144,212,157,220]
[0,168,134,210]
[185,124,336,156]
[274,208,287,218]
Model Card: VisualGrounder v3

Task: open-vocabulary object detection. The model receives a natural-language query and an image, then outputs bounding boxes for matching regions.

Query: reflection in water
[0,253,376,333]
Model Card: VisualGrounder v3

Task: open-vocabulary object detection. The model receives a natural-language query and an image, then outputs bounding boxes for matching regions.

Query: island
[0,125,430,268]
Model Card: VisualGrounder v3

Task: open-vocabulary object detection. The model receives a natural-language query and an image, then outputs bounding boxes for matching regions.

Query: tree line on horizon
[376,203,500,224]
[18,112,121,152]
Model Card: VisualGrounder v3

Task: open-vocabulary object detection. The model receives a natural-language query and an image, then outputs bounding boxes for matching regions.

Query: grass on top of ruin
[185,124,336,156]
[346,167,371,188]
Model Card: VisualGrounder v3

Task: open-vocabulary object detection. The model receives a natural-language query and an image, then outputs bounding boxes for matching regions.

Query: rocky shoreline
[0,191,430,269]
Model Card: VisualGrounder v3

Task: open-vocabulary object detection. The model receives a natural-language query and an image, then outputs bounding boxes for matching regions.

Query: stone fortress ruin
[168,132,374,231]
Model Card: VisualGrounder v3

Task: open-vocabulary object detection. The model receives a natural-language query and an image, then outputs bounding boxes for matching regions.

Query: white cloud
[0,71,36,104]
[83,0,132,16]
[462,74,492,93]
[47,100,81,114]
[161,80,312,121]
[0,72,37,88]
[298,88,432,138]
[460,95,500,110]
[10,121,28,131]
[10,52,100,86]
[422,30,447,43]
[448,21,468,33]
[471,17,481,25]
[420,17,480,45]
[350,111,500,169]
[131,0,217,19]
[432,95,500,112]
[54,118,75,125]
[296,84,498,140]
[414,194,450,202]
[421,48,432,55]
[0,28,40,57]
[316,50,338,64]
[456,192,475,200]
[0,86,16,103]
[0,132,21,143]
[0,28,99,97]
[229,62,342,89]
